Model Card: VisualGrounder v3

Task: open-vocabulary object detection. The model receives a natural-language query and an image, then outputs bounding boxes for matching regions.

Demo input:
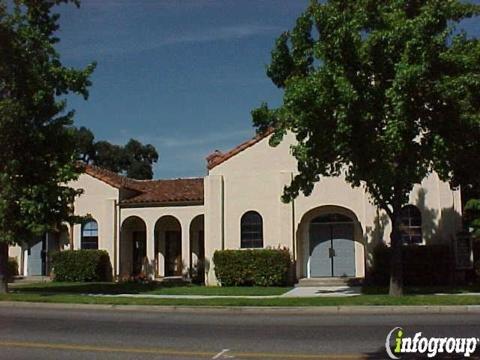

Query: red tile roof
[83,164,131,189]
[82,164,204,205]
[206,128,274,170]
[121,178,204,205]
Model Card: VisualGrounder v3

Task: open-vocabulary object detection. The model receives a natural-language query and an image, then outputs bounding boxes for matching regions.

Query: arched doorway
[297,205,364,279]
[190,215,205,283]
[309,213,355,277]
[155,216,182,277]
[120,216,146,278]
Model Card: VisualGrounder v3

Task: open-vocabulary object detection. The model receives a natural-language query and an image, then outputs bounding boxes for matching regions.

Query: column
[181,219,190,278]
[146,221,156,279]
[204,174,224,285]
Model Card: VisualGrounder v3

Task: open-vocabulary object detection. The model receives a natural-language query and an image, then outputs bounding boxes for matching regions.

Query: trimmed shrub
[7,257,19,281]
[370,243,454,286]
[474,259,480,279]
[51,250,113,282]
[213,248,291,286]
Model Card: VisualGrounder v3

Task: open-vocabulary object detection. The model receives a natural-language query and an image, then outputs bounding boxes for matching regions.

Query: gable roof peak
[206,128,274,170]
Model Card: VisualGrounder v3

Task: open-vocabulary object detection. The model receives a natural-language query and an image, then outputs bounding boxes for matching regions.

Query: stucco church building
[10,130,463,284]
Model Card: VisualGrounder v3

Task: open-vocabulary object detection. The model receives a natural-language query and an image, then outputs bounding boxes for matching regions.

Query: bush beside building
[51,250,113,282]
[369,244,455,286]
[213,248,291,286]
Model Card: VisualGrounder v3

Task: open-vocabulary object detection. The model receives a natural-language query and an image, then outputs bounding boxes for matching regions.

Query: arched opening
[190,215,205,283]
[155,216,182,277]
[81,219,98,249]
[297,205,364,279]
[120,216,146,278]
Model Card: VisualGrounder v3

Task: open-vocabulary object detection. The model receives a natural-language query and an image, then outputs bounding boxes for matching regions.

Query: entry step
[155,276,191,285]
[296,277,363,287]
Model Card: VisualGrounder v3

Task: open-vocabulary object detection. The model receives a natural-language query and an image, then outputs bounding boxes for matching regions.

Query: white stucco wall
[9,130,462,284]
[8,245,22,275]
[206,132,462,283]
[70,174,119,268]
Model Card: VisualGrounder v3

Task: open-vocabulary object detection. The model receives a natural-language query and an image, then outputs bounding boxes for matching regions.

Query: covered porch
[118,207,205,282]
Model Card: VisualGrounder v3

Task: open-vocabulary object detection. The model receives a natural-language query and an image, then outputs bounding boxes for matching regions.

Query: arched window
[241,211,263,248]
[399,205,422,244]
[81,220,98,249]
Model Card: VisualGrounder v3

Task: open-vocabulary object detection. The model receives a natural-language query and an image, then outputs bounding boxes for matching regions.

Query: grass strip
[2,293,480,307]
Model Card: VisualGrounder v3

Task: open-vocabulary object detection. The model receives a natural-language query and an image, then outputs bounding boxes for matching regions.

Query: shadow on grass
[11,281,185,295]
[362,284,480,295]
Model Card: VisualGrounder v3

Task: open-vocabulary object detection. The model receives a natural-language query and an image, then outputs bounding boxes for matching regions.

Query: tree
[71,126,95,163]
[0,0,95,292]
[253,0,480,295]
[71,127,159,180]
[93,140,124,174]
[123,139,158,179]
[465,199,480,238]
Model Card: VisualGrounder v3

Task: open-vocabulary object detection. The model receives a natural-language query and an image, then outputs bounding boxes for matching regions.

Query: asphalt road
[0,305,479,359]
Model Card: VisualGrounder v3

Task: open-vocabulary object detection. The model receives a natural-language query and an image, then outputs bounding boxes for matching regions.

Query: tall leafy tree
[93,140,125,174]
[0,0,95,292]
[71,126,95,163]
[123,139,158,180]
[72,127,159,180]
[465,199,480,238]
[253,0,480,295]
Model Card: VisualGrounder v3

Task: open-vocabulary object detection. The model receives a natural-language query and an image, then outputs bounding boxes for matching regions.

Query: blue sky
[55,0,480,179]
[56,0,308,178]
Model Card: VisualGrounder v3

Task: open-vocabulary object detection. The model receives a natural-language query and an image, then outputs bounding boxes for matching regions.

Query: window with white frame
[81,220,99,249]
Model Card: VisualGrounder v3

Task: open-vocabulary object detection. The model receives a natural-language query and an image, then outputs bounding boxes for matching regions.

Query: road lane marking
[0,340,369,359]
[212,348,234,359]
[0,341,214,358]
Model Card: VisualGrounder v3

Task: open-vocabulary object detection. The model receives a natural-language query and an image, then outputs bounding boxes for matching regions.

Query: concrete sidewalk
[282,286,362,297]
[1,301,480,315]
[88,286,362,299]
[88,286,480,299]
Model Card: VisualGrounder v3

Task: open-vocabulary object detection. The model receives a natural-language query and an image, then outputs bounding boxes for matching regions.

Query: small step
[9,275,51,285]
[296,277,363,287]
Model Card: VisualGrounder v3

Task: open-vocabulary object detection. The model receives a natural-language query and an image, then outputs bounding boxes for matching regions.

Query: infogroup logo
[385,327,480,359]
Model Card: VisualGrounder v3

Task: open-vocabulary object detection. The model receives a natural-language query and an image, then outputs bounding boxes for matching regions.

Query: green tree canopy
[71,127,159,180]
[0,0,95,292]
[253,0,480,295]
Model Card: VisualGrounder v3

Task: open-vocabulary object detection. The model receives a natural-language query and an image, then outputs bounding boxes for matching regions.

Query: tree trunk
[389,212,403,296]
[0,242,8,294]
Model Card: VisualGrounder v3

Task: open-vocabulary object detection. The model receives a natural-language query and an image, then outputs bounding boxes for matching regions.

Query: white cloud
[158,24,281,46]
[131,128,251,148]
[59,24,281,59]
[104,127,255,178]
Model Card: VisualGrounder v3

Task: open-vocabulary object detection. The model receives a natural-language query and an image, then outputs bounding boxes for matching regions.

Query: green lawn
[10,281,291,296]
[1,292,480,307]
[362,284,480,295]
[5,281,480,307]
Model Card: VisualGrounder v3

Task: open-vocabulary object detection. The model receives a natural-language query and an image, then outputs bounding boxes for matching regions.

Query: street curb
[0,301,480,315]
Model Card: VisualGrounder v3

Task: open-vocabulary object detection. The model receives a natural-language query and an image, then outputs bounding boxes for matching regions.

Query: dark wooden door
[132,231,146,276]
[165,231,181,276]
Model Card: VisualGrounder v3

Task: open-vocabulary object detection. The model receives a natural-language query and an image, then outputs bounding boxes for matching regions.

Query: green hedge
[7,257,19,281]
[369,244,454,286]
[213,249,291,286]
[51,250,113,282]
